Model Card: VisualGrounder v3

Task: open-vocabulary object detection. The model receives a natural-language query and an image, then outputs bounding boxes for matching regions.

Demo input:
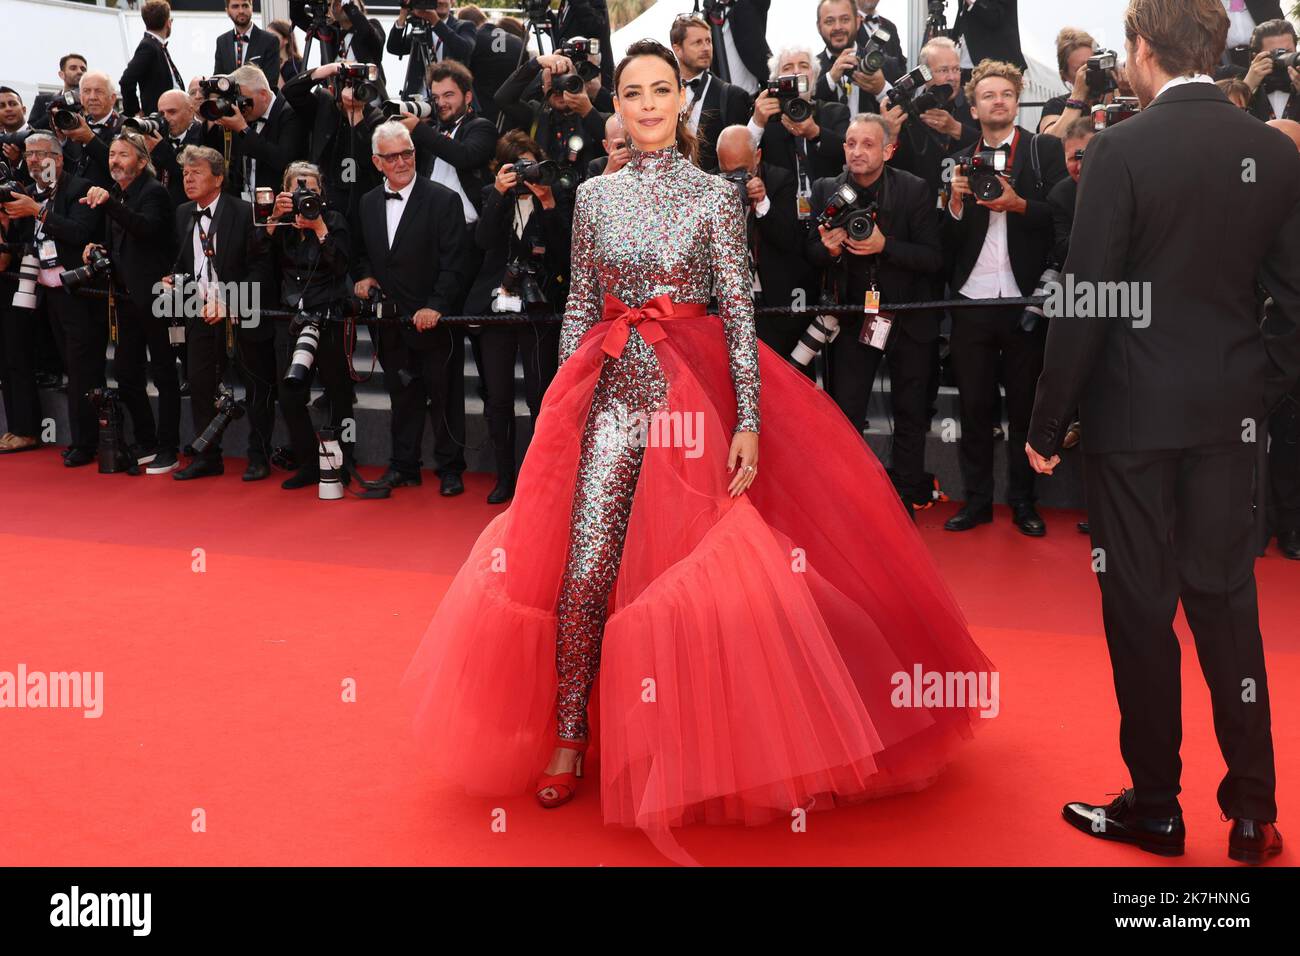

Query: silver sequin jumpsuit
[553,143,762,741]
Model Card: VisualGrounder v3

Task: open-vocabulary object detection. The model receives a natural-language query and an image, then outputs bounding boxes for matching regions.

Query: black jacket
[553,0,613,88]
[749,162,813,311]
[710,0,771,87]
[758,100,850,184]
[149,119,207,209]
[204,94,308,200]
[468,23,526,128]
[888,90,979,198]
[269,208,351,312]
[1248,87,1300,123]
[1029,83,1300,457]
[214,24,281,92]
[289,3,387,87]
[944,126,1067,296]
[692,73,753,172]
[387,15,475,98]
[952,0,1026,71]
[353,176,468,349]
[465,183,574,315]
[99,172,175,305]
[495,59,608,176]
[63,113,123,190]
[1046,175,1076,268]
[426,115,497,214]
[7,173,102,272]
[121,34,181,116]
[172,193,274,340]
[806,165,944,342]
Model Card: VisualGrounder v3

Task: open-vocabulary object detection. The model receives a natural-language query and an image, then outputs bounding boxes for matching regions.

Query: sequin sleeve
[708,183,762,434]
[559,182,601,364]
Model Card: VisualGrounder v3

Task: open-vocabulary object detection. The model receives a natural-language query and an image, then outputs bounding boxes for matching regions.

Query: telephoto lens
[285,314,322,386]
[381,98,433,119]
[124,113,166,137]
[317,426,345,501]
[11,251,41,309]
[791,293,844,368]
[191,387,245,456]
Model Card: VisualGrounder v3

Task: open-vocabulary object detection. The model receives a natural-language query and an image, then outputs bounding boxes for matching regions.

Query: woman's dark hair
[613,39,699,167]
[494,129,543,171]
[268,20,302,65]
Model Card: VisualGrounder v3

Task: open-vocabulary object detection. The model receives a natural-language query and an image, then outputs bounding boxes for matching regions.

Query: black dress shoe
[173,457,224,480]
[1011,503,1046,537]
[1228,819,1283,865]
[1278,530,1300,560]
[365,468,421,490]
[63,448,96,468]
[281,467,320,490]
[487,478,515,504]
[242,459,271,482]
[440,472,465,497]
[944,506,993,532]
[1077,521,1090,534]
[1062,788,1185,856]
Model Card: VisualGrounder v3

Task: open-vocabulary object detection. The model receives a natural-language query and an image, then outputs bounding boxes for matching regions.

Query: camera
[60,246,112,292]
[510,158,560,195]
[285,312,323,386]
[1085,50,1119,100]
[10,245,40,309]
[561,36,602,81]
[1265,49,1300,93]
[0,164,25,203]
[48,90,84,132]
[552,72,586,95]
[963,149,1009,201]
[765,73,812,122]
[887,65,951,117]
[198,76,251,121]
[814,182,877,241]
[0,128,31,149]
[291,178,323,220]
[342,285,394,322]
[123,112,167,137]
[721,169,752,208]
[191,386,245,456]
[381,96,433,119]
[89,387,138,474]
[495,257,548,312]
[1093,97,1139,130]
[337,62,380,103]
[856,29,894,75]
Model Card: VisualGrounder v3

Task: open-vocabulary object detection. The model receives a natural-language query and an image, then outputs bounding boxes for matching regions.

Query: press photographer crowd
[1,0,1299,548]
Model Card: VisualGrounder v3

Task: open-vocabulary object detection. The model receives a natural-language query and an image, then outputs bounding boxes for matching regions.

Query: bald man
[1266,116,1300,558]
[587,113,629,178]
[1267,117,1300,152]
[149,89,206,207]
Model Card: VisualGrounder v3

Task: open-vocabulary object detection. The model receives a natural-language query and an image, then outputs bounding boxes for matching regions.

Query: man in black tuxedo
[886,36,978,202]
[121,1,187,118]
[553,0,613,88]
[807,115,944,508]
[29,54,87,132]
[0,133,104,466]
[951,0,1026,76]
[671,13,751,172]
[353,122,469,494]
[291,1,388,87]
[388,2,472,99]
[79,132,180,472]
[204,65,307,205]
[706,0,770,95]
[147,90,206,208]
[464,15,526,127]
[57,72,123,190]
[215,0,281,93]
[814,0,903,114]
[1028,0,1300,864]
[1241,19,1300,122]
[169,145,277,482]
[942,59,1066,536]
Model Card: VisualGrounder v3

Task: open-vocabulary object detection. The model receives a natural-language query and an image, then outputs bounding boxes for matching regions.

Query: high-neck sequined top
[559,143,761,434]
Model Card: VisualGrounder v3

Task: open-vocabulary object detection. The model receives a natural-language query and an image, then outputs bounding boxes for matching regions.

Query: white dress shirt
[1223,2,1257,50]
[1154,73,1217,100]
[385,176,417,249]
[684,72,712,135]
[720,22,759,95]
[192,194,221,297]
[956,128,1021,299]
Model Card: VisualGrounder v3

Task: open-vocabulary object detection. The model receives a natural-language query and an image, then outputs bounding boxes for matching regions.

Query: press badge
[858,289,893,351]
[38,239,59,268]
[796,194,812,219]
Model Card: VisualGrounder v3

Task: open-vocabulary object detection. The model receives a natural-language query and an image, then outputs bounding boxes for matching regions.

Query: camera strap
[794,140,812,219]
[1029,132,1043,195]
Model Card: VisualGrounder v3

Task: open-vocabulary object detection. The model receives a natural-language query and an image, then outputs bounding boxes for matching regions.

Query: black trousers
[185,318,277,462]
[949,302,1045,511]
[114,300,181,452]
[826,316,933,504]
[2,303,44,438]
[278,320,355,470]
[375,322,466,476]
[1083,442,1276,821]
[47,287,107,452]
[1267,382,1300,535]
[479,318,560,480]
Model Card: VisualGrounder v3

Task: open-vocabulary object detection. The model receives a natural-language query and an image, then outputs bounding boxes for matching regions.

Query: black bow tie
[385,191,404,201]
[866,15,882,24]
[983,142,1011,154]
[198,206,213,220]
[686,77,703,93]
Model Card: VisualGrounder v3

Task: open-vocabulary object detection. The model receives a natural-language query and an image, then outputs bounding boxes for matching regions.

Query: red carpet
[1,448,1295,867]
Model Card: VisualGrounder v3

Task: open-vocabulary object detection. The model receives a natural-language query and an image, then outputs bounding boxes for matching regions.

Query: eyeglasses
[25,150,58,159]
[375,148,415,163]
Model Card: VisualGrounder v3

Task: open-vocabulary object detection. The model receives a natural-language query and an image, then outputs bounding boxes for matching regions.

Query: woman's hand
[494,163,517,195]
[727,430,759,498]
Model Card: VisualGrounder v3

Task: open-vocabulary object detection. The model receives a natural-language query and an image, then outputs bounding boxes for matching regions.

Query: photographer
[551,1,614,88]
[1038,28,1110,137]
[806,115,943,510]
[78,131,179,473]
[752,47,849,221]
[1048,117,1094,272]
[1242,19,1300,122]
[264,162,355,490]
[814,0,900,116]
[465,131,571,504]
[715,125,812,361]
[672,13,752,172]
[168,145,276,482]
[951,0,1027,77]
[389,1,473,99]
[214,0,280,93]
[494,51,607,186]
[587,113,628,177]
[943,59,1066,536]
[30,54,88,132]
[0,88,33,182]
[120,1,186,118]
[885,36,977,200]
[291,2,388,85]
[57,72,124,190]
[462,8,526,128]
[0,133,104,466]
[203,65,308,206]
[147,90,207,209]
[704,0,771,95]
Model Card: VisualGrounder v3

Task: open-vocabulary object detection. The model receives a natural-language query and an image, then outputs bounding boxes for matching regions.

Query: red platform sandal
[534,736,588,809]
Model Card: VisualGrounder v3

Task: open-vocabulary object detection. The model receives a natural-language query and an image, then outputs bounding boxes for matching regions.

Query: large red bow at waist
[600,293,707,358]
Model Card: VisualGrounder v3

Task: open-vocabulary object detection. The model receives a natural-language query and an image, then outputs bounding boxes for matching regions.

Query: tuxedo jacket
[944,125,1067,295]
[1249,87,1300,123]
[99,172,175,303]
[214,24,281,92]
[806,166,945,343]
[427,116,498,214]
[758,100,850,183]
[468,24,525,127]
[749,162,813,311]
[354,177,468,350]
[693,74,754,172]
[149,120,207,209]
[172,194,274,340]
[64,113,123,190]
[121,34,180,116]
[553,0,613,87]
[857,14,906,73]
[711,0,771,86]
[1028,83,1300,457]
[952,0,1026,71]
[6,173,102,271]
[204,95,308,199]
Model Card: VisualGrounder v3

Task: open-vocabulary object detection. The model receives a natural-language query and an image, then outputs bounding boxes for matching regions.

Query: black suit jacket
[952,0,1025,71]
[214,24,281,92]
[712,0,771,87]
[427,115,497,213]
[354,176,468,349]
[1029,83,1300,457]
[759,100,850,183]
[554,0,613,87]
[121,34,180,117]
[150,120,206,209]
[64,113,123,190]
[1247,1,1286,23]
[887,90,978,197]
[750,162,812,310]
[11,173,102,272]
[693,74,753,172]
[469,23,525,127]
[1046,174,1076,268]
[495,58,608,174]
[387,16,474,97]
[99,172,175,303]
[1249,87,1300,122]
[806,166,945,342]
[29,92,56,131]
[204,95,307,199]
[172,193,274,340]
[944,126,1067,296]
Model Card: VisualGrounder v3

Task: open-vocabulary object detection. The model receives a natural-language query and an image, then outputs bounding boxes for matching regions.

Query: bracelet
[1065,99,1088,111]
